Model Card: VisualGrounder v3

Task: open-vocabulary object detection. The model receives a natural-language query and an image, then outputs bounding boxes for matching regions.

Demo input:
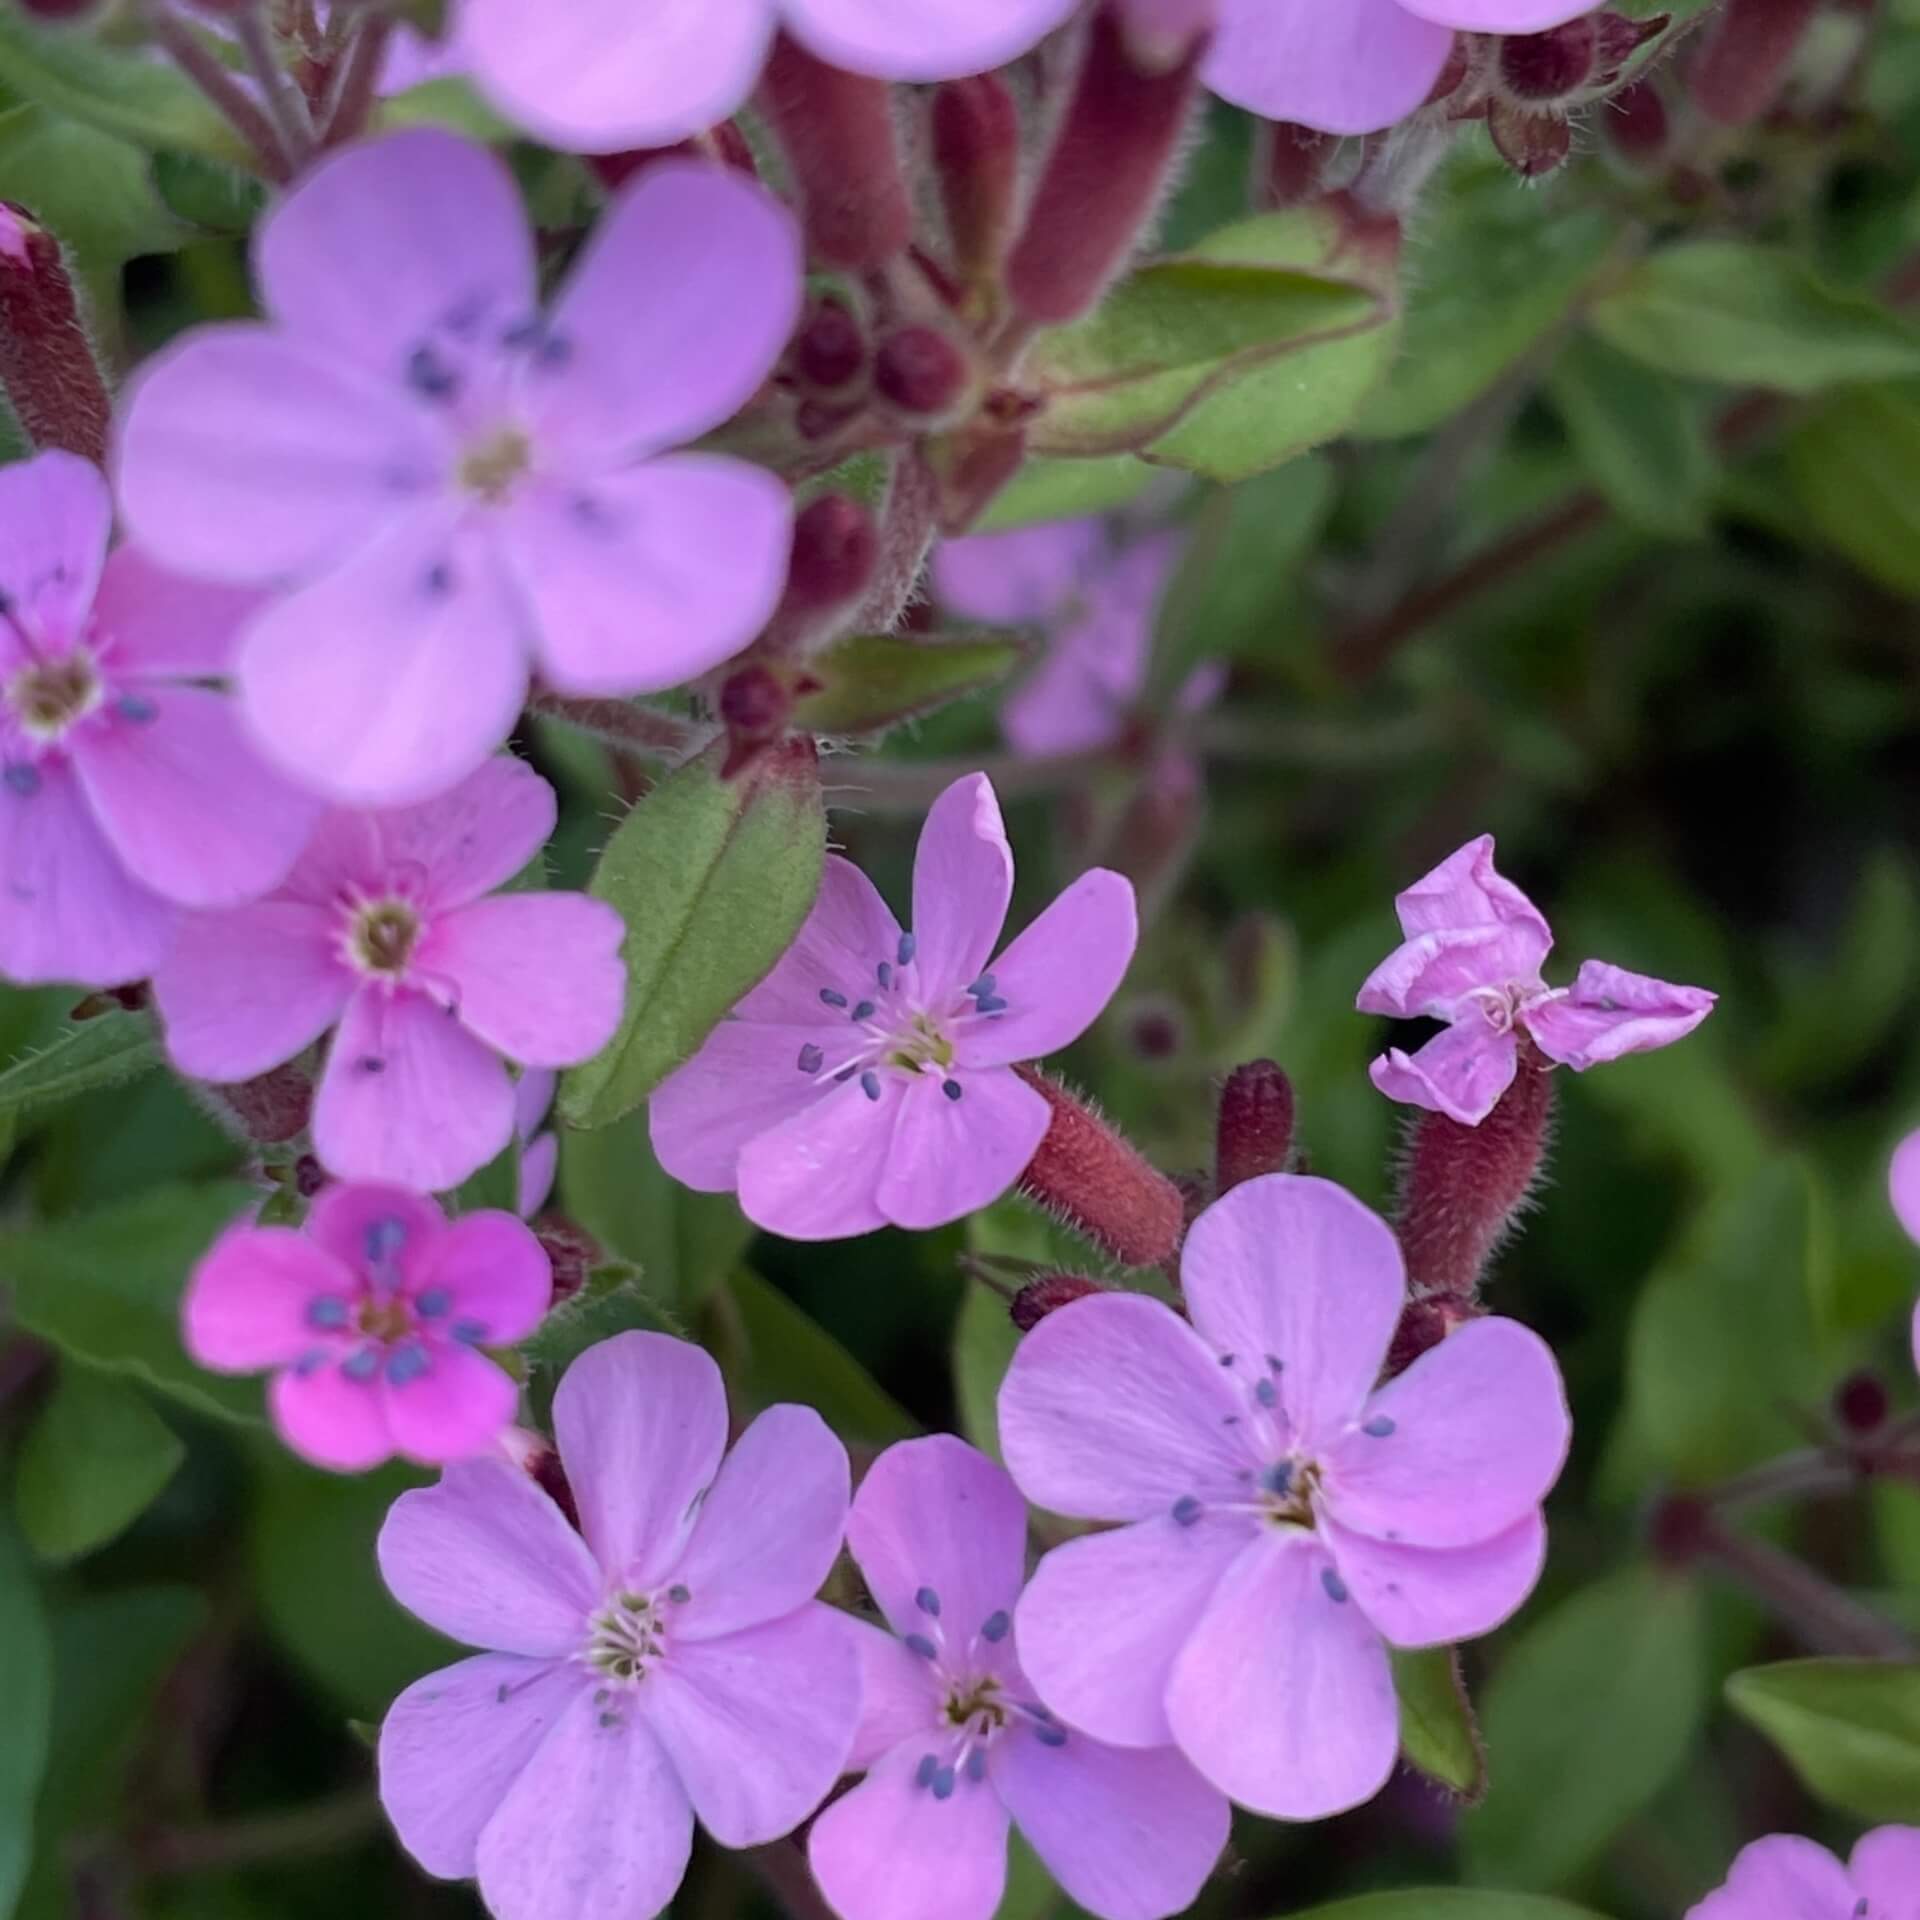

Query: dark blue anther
[500,316,544,349]
[965,1748,987,1783]
[116,694,158,724]
[1363,1416,1396,1438]
[1266,1354,1284,1373]
[306,1296,350,1331]
[876,961,892,988]
[1321,1569,1350,1605]
[915,1587,941,1617]
[905,1633,939,1660]
[915,1754,938,1789]
[1254,1377,1278,1408]
[798,1043,824,1075]
[897,933,916,966]
[1171,1495,1203,1527]
[931,1766,956,1801]
[968,974,996,998]
[942,1079,963,1101]
[423,561,454,597]
[570,491,612,532]
[341,1346,381,1383]
[386,1343,431,1387]
[861,1070,882,1101]
[405,343,459,401]
[415,1288,451,1319]
[974,995,1009,1015]
[1218,1352,1235,1367]
[1260,1462,1293,1497]
[668,1584,691,1603]
[1034,1723,1068,1748]
[851,1000,876,1021]
[981,1610,1010,1643]
[3,764,39,797]
[452,1318,489,1346]
[833,1064,858,1083]
[364,1216,408,1264]
[536,332,573,368]
[820,988,849,1008]
[295,1346,328,1376]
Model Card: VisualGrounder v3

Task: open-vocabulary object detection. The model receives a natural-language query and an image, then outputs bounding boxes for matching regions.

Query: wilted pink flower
[152,756,625,1194]
[1687,1827,1920,1920]
[378,1331,861,1920]
[1357,834,1715,1127]
[999,1173,1570,1819]
[116,130,801,806]
[650,772,1136,1240]
[810,1435,1227,1920]
[514,1068,559,1218]
[1891,1130,1920,1378]
[185,1182,550,1472]
[445,0,1079,152]
[933,520,1221,758]
[0,451,317,988]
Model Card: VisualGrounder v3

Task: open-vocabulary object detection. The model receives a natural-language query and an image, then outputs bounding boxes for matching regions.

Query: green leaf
[0,1008,159,1125]
[1784,383,1920,594]
[974,456,1156,532]
[1726,1658,1920,1822]
[519,1263,686,1422]
[561,738,826,1128]
[1393,1646,1485,1803]
[0,103,188,271]
[14,1369,183,1564]
[795,630,1029,737]
[0,1520,51,1920]
[1591,243,1920,393]
[1548,333,1716,536]
[1464,1566,1708,1889]
[953,1280,1021,1465]
[5,1180,263,1426]
[149,149,265,235]
[1282,1898,1612,1920]
[1025,207,1391,463]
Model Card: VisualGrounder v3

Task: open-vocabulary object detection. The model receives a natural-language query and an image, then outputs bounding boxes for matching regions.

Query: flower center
[1255,1456,1322,1528]
[943,1676,1006,1732]
[458,427,533,504]
[584,1583,691,1685]
[7,651,100,741]
[350,900,422,977]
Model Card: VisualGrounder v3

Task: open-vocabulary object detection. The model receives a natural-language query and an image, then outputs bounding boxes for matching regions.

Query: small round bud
[782,492,877,614]
[932,75,1021,277]
[794,297,866,393]
[1834,1369,1890,1436]
[1604,78,1671,164]
[1499,18,1598,102]
[1488,100,1573,179]
[1260,122,1334,210]
[1215,1060,1296,1196]
[1647,1492,1713,1568]
[874,325,971,418]
[718,662,791,736]
[1011,1272,1107,1333]
[293,1153,327,1198]
[532,1218,600,1304]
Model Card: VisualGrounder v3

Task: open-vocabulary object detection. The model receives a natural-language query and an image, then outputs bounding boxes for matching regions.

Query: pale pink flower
[116,130,801,806]
[1687,1827,1920,1920]
[377,1331,862,1920]
[650,771,1137,1240]
[1357,833,1715,1127]
[185,1182,549,1472]
[810,1435,1228,1920]
[0,451,317,988]
[151,756,625,1194]
[999,1172,1570,1820]
[1891,1130,1920,1379]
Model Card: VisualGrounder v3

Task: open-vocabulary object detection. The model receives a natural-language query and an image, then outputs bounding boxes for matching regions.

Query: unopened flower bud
[1488,99,1573,179]
[497,1425,579,1527]
[1114,0,1215,72]
[1214,1060,1295,1196]
[293,1153,327,1198]
[531,1217,600,1304]
[1689,0,1822,127]
[874,325,973,420]
[212,1062,313,1146]
[0,203,110,464]
[1499,17,1599,101]
[932,74,1021,282]
[782,492,878,614]
[1126,997,1185,1062]
[1834,1369,1890,1436]
[1258,121,1335,210]
[1010,1271,1108,1331]
[1647,1491,1713,1568]
[1594,9,1670,79]
[719,661,792,736]
[794,296,867,393]
[1604,78,1671,163]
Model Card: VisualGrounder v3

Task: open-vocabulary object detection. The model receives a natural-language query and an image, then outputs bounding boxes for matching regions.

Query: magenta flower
[1356,834,1715,1127]
[810,1435,1228,1920]
[0,451,318,988]
[933,520,1221,759]
[151,756,625,1194]
[446,0,1079,152]
[998,1173,1570,1819]
[116,130,801,806]
[185,1182,549,1472]
[1687,1828,1920,1920]
[1891,1130,1920,1379]
[650,772,1137,1241]
[377,1331,861,1920]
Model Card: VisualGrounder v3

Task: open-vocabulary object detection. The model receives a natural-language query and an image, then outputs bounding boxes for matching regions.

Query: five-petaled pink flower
[999,1173,1570,1820]
[934,519,1221,759]
[0,451,317,988]
[1891,1130,1920,1380]
[1686,1827,1920,1920]
[442,0,1079,152]
[151,755,625,1194]
[650,771,1137,1240]
[185,1182,550,1472]
[116,129,801,806]
[1356,834,1715,1127]
[810,1435,1228,1920]
[377,1331,862,1920]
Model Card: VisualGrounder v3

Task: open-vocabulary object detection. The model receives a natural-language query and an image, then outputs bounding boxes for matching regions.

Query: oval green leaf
[796,630,1029,738]
[1726,1657,1920,1822]
[14,1368,184,1565]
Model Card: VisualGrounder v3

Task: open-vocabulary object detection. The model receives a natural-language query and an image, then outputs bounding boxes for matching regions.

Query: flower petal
[381,1342,521,1466]
[1690,1834,1857,1919]
[877,1068,1050,1232]
[1399,0,1602,30]
[0,449,109,642]
[268,1363,394,1473]
[475,1684,693,1920]
[1891,1129,1920,1245]
[1166,1531,1398,1819]
[1369,1019,1519,1127]
[847,1435,1026,1646]
[184,1223,352,1371]
[1320,1512,1547,1648]
[1356,923,1541,1021]
[736,856,904,1024]
[639,1604,861,1846]
[994,1728,1228,1920]
[736,1072,901,1241]
[380,1653,582,1882]
[1851,1826,1920,1909]
[1325,1317,1570,1549]
[90,546,264,680]
[909,773,1014,999]
[533,163,801,464]
[932,520,1104,626]
[312,987,515,1191]
[846,1617,939,1771]
[808,1737,1011,1920]
[505,457,792,697]
[1003,641,1126,759]
[998,1292,1248,1522]
[785,0,1079,80]
[956,871,1137,1069]
[378,1457,601,1654]
[372,755,558,913]
[1014,1515,1248,1749]
[1522,959,1716,1071]
[412,1210,553,1345]
[666,1404,850,1642]
[255,128,536,372]
[551,1330,729,1586]
[1181,1174,1405,1450]
[1391,834,1552,949]
[416,893,626,1067]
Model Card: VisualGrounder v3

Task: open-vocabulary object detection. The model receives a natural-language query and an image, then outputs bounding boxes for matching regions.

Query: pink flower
[1118,0,1601,133]
[998,1173,1570,1819]
[810,1435,1228,1920]
[514,1068,559,1218]
[1687,1828,1920,1920]
[445,0,1080,153]
[933,520,1221,759]
[0,451,318,988]
[116,130,801,806]
[377,1331,861,1920]
[1356,833,1716,1127]
[650,771,1137,1241]
[185,1182,550,1472]
[1891,1130,1920,1378]
[151,756,625,1194]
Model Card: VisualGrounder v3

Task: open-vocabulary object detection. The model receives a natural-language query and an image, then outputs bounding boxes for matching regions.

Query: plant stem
[319,14,392,149]
[146,5,295,184]
[234,3,315,171]
[135,1786,381,1876]
[1699,1515,1917,1659]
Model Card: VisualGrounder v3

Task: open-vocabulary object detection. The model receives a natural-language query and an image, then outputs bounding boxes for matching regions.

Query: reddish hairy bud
[293,1153,327,1198]
[1214,1060,1296,1196]
[1006,3,1202,326]
[874,325,973,419]
[718,662,792,736]
[533,1218,600,1304]
[1259,122,1335,210]
[932,75,1022,282]
[759,33,911,269]
[0,203,110,464]
[782,492,878,614]
[1126,999,1185,1062]
[1016,1066,1186,1269]
[1834,1369,1890,1436]
[1499,18,1598,101]
[1594,10,1670,78]
[1488,100,1573,179]
[1604,78,1671,163]
[1689,0,1822,126]
[213,1062,314,1146]
[794,296,867,392]
[1010,1272,1108,1332]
